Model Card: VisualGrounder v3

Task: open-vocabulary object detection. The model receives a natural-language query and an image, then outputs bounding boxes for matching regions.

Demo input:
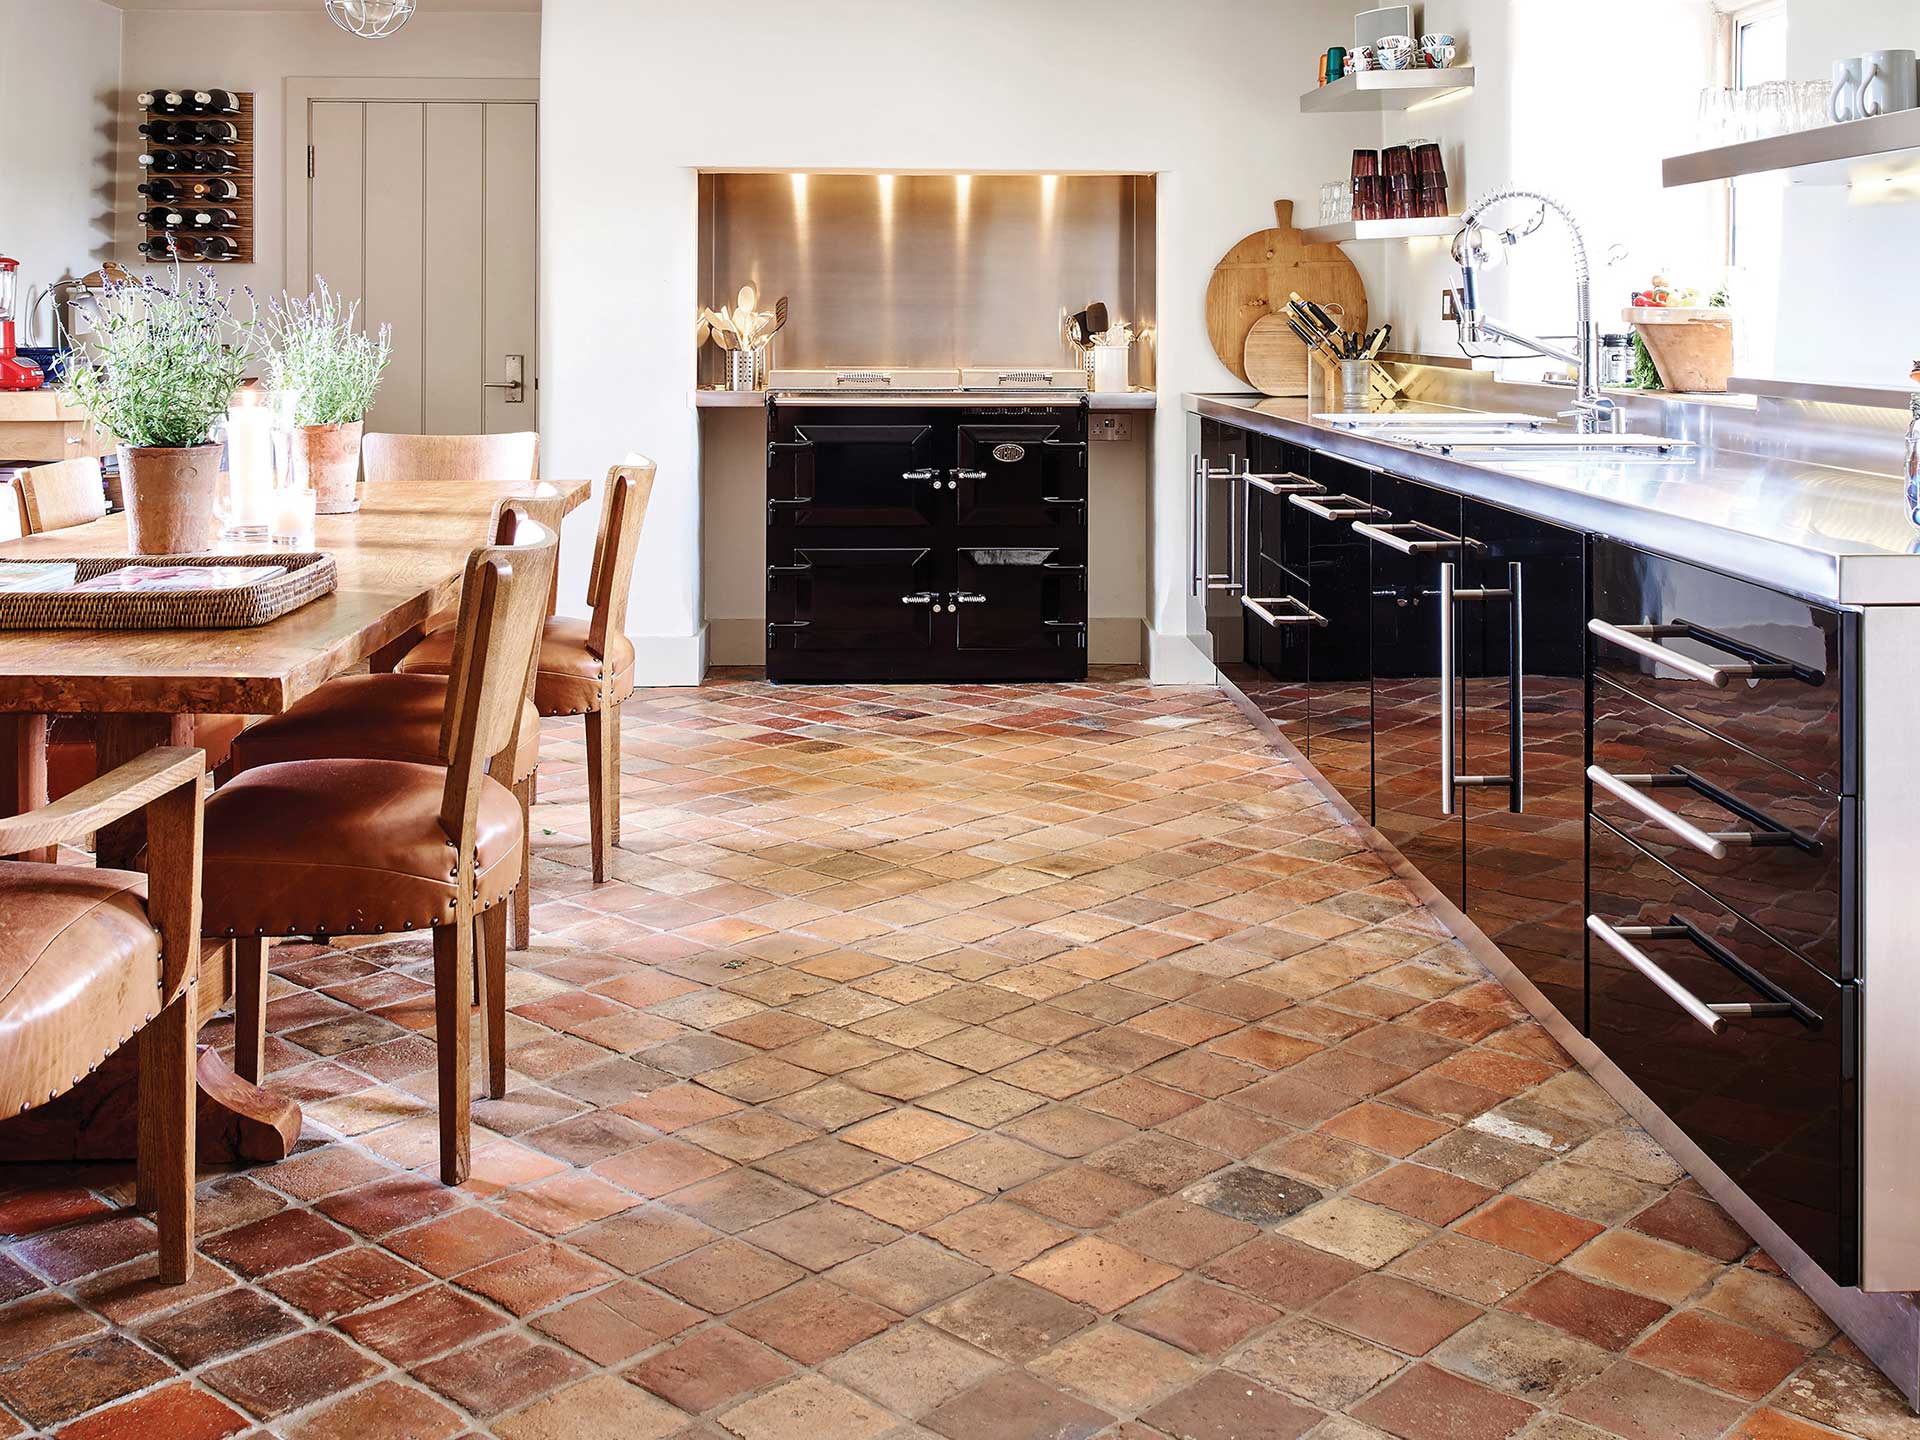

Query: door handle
[952,591,988,604]
[1354,520,1462,554]
[1587,618,1821,688]
[1586,764,1817,858]
[1241,595,1328,627]
[1438,559,1520,816]
[905,467,956,490]
[900,591,938,606]
[1585,914,1820,1034]
[1289,494,1385,521]
[1246,474,1324,496]
[1192,458,1241,595]
[483,353,526,403]
[950,468,988,481]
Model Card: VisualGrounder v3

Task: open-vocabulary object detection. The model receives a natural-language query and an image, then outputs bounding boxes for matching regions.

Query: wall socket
[1090,413,1133,442]
[1441,289,1458,320]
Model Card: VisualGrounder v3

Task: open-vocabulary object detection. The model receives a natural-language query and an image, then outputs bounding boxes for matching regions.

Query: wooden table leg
[0,713,54,862]
[94,713,193,868]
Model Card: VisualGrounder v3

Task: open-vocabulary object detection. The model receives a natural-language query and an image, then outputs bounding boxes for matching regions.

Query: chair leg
[584,707,612,884]
[138,983,196,1284]
[481,903,509,1099]
[431,921,472,1186]
[470,911,491,1098]
[233,936,267,1084]
[511,775,532,951]
[607,702,622,847]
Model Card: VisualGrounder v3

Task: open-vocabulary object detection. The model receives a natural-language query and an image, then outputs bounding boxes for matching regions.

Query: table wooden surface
[0,475,593,1166]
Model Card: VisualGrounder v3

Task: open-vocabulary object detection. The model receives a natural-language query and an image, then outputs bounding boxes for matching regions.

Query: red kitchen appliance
[0,258,46,390]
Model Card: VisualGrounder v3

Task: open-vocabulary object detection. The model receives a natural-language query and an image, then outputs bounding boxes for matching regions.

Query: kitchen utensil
[1084,301,1110,340]
[1831,58,1864,123]
[737,283,758,315]
[1364,324,1391,359]
[1068,309,1090,347]
[1288,292,1339,336]
[0,259,45,392]
[766,295,789,339]
[1205,200,1366,386]
[1860,50,1919,116]
[1244,313,1312,396]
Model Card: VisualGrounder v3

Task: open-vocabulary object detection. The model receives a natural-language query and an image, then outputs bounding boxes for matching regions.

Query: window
[1725,0,1787,271]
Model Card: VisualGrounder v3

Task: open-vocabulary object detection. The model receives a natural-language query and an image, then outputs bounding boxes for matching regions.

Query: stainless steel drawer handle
[1587,618,1820,688]
[1353,520,1463,554]
[1191,458,1242,596]
[950,468,987,481]
[998,371,1053,383]
[1586,764,1815,859]
[1241,595,1329,628]
[903,468,939,482]
[1289,494,1386,521]
[1246,474,1323,496]
[901,591,937,606]
[1439,560,1522,816]
[1586,914,1821,1034]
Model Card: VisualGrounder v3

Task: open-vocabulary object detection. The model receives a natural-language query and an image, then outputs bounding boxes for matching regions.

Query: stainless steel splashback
[698,172,1157,387]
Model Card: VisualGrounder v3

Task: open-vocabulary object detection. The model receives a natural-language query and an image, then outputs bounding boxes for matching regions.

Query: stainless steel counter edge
[694,388,1159,410]
[1188,392,1920,609]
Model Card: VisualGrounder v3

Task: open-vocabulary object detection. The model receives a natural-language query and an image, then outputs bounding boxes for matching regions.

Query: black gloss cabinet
[766,401,1089,682]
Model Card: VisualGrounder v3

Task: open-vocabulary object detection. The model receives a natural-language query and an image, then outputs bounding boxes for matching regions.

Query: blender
[0,258,47,390]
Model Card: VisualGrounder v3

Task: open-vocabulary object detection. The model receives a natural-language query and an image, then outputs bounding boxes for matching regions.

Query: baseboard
[1147,628,1216,684]
[629,626,709,686]
[706,617,1146,670]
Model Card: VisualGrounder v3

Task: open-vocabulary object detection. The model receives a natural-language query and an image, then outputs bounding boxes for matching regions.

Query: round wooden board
[1206,199,1367,387]
[1244,314,1310,398]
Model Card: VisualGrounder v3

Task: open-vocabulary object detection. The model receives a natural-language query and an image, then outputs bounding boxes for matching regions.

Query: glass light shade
[325,0,416,39]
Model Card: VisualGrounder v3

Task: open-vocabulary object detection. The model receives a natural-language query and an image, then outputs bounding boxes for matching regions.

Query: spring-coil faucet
[1451,188,1621,435]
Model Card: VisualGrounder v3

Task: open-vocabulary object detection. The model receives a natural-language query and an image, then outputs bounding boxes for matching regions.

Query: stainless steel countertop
[693,388,1158,411]
[1188,392,1920,608]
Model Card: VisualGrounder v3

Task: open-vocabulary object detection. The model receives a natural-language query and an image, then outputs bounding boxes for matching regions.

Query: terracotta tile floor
[3,670,1917,1439]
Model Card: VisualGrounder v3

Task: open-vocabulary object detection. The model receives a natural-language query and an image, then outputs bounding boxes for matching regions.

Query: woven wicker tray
[0,552,337,630]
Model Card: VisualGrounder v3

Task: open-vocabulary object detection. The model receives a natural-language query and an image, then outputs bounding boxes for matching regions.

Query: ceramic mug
[1352,44,1378,72]
[1860,50,1919,117]
[1831,57,1863,122]
[1420,33,1457,67]
[1377,33,1416,70]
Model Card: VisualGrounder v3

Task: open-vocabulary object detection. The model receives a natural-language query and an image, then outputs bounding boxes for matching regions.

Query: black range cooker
[764,394,1089,683]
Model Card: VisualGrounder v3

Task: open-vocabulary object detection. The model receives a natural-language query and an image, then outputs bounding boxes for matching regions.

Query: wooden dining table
[0,476,592,1164]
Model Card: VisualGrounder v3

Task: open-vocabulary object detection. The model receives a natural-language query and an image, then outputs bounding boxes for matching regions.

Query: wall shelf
[1298,216,1460,244]
[1299,67,1474,113]
[1663,108,1920,187]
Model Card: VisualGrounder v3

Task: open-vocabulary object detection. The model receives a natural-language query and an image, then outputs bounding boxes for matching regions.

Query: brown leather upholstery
[46,713,248,802]
[0,861,164,1117]
[400,616,637,717]
[198,758,523,939]
[230,673,541,786]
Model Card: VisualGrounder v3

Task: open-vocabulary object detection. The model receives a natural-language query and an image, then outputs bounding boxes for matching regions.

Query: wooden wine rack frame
[137,90,255,265]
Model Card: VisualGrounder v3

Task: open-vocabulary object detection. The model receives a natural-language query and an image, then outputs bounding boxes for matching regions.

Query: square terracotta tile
[1559,1359,1749,1440]
[1429,1310,1611,1404]
[531,1280,703,1365]
[1561,1230,1723,1307]
[414,1332,591,1418]
[650,1238,805,1313]
[1280,1196,1432,1269]
[719,1373,898,1440]
[53,1384,251,1440]
[821,1322,1004,1417]
[744,1201,902,1271]
[923,1369,1114,1440]
[1006,1166,1155,1228]
[666,1170,812,1232]
[842,1107,974,1163]
[456,1242,611,1316]
[840,1169,983,1230]
[1628,1308,1806,1399]
[261,1246,428,1322]
[1501,1270,1671,1351]
[573,1208,721,1276]
[491,1374,688,1440]
[925,1275,1095,1361]
[1202,1234,1365,1310]
[755,1137,894,1196]
[1232,1315,1405,1410]
[1455,1195,1604,1264]
[827,1235,989,1313]
[1016,1236,1180,1313]
[0,1335,174,1429]
[625,1325,792,1414]
[925,1201,1074,1272]
[203,1331,383,1422]
[1029,1321,1205,1413]
[1102,1197,1259,1269]
[592,1139,733,1199]
[1119,1277,1277,1356]
[1388,1233,1546,1307]
[136,1287,298,1370]
[1350,1362,1538,1440]
[1627,1190,1752,1263]
[1352,1164,1495,1226]
[1138,1369,1322,1440]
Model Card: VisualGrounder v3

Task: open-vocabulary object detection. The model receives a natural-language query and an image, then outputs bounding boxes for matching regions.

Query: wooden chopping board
[1206,199,1367,392]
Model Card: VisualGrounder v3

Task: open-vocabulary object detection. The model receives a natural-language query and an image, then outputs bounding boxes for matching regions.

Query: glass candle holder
[270,484,317,548]
[220,388,300,543]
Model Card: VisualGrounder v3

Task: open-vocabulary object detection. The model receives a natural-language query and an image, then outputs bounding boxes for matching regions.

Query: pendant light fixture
[325,0,416,39]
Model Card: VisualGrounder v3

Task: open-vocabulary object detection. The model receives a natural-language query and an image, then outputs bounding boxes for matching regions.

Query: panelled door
[305,96,537,435]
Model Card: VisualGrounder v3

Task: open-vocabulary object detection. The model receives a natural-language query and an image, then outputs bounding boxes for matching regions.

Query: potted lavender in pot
[264,278,392,514]
[64,268,253,554]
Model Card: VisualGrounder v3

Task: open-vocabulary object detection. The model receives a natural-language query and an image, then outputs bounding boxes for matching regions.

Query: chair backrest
[586,459,657,657]
[435,503,558,872]
[361,432,539,486]
[18,457,107,535]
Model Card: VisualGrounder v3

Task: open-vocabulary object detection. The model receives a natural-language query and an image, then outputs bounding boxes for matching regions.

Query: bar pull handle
[1586,764,1816,857]
[1439,561,1519,815]
[951,591,988,605]
[1353,519,1463,554]
[836,372,892,385]
[1290,494,1386,522]
[1587,618,1818,688]
[1586,914,1821,1034]
[1587,916,1731,1033]
[900,591,938,606]
[1241,595,1329,628]
[1246,474,1324,496]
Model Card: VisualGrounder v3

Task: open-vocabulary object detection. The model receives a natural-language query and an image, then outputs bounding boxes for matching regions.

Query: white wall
[114,8,541,302]
[1775,0,1920,383]
[540,0,1369,682]
[2,0,122,344]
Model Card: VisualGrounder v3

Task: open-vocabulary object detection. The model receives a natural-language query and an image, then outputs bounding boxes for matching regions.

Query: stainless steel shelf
[1663,108,1920,186]
[1299,67,1474,113]
[1728,375,1919,410]
[1298,216,1460,244]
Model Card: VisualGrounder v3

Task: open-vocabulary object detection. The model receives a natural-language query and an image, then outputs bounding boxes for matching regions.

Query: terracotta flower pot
[116,443,223,555]
[293,419,364,514]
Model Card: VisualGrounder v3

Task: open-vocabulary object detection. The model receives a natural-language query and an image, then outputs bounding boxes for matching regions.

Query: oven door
[954,418,1085,528]
[952,546,1086,656]
[770,422,940,529]
[766,545,942,674]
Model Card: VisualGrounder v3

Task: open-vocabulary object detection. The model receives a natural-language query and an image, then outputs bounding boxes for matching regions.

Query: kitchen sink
[1319,412,1694,460]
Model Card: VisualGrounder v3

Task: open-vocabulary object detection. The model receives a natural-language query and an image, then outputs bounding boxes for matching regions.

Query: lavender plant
[63,266,254,449]
[263,277,393,427]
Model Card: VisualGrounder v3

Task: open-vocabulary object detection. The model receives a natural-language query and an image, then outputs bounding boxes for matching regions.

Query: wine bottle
[197,234,236,260]
[193,89,241,115]
[187,177,239,202]
[138,89,187,114]
[138,177,183,202]
[137,120,179,141]
[198,120,238,144]
[188,208,240,230]
[138,207,186,228]
[137,152,183,173]
[190,150,238,173]
[138,235,183,258]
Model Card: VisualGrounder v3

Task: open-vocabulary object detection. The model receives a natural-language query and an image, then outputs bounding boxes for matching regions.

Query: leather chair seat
[198,758,523,939]
[230,673,541,785]
[0,861,163,1117]
[46,713,247,802]
[401,617,636,716]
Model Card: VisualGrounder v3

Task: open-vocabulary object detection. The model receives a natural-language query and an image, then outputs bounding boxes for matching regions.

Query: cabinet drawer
[1588,820,1857,1285]
[1592,679,1849,978]
[1590,540,1850,795]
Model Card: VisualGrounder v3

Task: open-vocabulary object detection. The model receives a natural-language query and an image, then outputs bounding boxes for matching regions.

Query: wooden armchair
[0,747,207,1282]
[17,456,108,534]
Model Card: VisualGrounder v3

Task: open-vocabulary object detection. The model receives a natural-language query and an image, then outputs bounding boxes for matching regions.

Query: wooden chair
[401,461,654,884]
[362,432,539,486]
[0,747,206,1282]
[201,510,556,1184]
[225,491,568,960]
[17,456,108,535]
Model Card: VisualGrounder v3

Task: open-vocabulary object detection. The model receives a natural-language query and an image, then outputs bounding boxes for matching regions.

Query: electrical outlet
[1441,289,1457,320]
[1090,413,1133,442]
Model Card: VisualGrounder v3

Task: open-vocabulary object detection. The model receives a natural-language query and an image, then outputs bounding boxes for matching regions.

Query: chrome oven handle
[1586,916,1730,1033]
[998,371,1053,383]
[836,372,892,385]
[900,591,937,606]
[1246,474,1323,496]
[1587,618,1809,688]
[1439,560,1520,816]
[1241,595,1328,627]
[1289,494,1384,521]
[1353,520,1463,554]
[903,468,939,482]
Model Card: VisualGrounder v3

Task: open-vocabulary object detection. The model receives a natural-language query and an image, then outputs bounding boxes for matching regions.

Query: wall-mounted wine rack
[134,88,255,265]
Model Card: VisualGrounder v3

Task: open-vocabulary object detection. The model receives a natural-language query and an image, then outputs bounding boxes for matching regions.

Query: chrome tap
[1451,188,1621,435]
